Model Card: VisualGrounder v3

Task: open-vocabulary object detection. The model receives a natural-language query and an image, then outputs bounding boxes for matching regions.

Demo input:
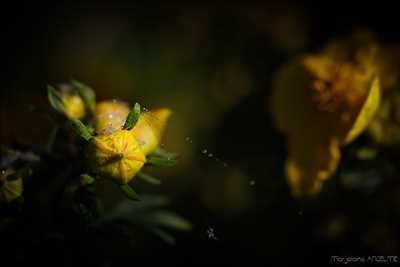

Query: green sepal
[80,174,96,186]
[120,184,140,201]
[123,103,141,130]
[146,156,177,167]
[151,147,178,160]
[71,80,96,113]
[47,85,65,114]
[70,119,93,141]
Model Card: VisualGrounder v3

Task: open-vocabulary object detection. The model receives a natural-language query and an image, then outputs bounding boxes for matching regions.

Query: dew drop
[249,180,255,186]
[208,153,213,158]
[202,149,208,154]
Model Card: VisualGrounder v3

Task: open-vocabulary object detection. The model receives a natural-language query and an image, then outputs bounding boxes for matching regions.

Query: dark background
[2,1,400,266]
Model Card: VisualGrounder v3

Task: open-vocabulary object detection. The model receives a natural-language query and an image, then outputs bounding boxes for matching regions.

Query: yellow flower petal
[88,129,146,183]
[286,136,340,197]
[131,108,171,155]
[94,100,130,135]
[344,77,380,144]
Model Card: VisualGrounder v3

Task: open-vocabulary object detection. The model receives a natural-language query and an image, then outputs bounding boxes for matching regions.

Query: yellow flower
[271,35,381,197]
[88,129,146,184]
[94,100,130,135]
[131,109,171,155]
[94,100,172,155]
[60,90,86,119]
[0,169,23,203]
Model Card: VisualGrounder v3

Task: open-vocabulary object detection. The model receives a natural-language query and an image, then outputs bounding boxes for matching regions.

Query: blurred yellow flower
[88,129,146,184]
[94,100,171,155]
[271,35,381,197]
[0,169,23,203]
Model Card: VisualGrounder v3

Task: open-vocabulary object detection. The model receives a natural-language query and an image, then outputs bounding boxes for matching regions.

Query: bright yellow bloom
[61,92,85,120]
[271,35,381,197]
[131,109,171,155]
[88,129,146,184]
[0,170,23,203]
[94,100,171,155]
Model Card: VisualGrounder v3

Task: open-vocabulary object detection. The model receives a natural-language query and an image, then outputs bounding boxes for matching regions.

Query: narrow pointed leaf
[71,80,96,113]
[151,227,175,245]
[148,211,192,231]
[47,85,65,113]
[146,156,177,167]
[70,119,93,141]
[120,184,140,201]
[137,172,161,185]
[151,147,178,160]
[123,103,141,130]
[80,174,96,186]
[46,125,59,153]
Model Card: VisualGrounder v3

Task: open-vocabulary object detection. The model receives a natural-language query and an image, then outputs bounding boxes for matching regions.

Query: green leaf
[148,211,192,231]
[120,184,140,201]
[46,125,59,153]
[71,80,96,113]
[70,119,93,141]
[146,156,177,167]
[137,172,161,185]
[80,174,96,186]
[150,227,176,245]
[151,147,178,160]
[47,85,65,113]
[123,103,141,130]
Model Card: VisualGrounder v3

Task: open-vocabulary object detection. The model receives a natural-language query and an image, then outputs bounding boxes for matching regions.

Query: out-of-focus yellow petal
[344,77,380,144]
[88,129,146,183]
[271,61,341,196]
[94,100,130,135]
[131,108,171,155]
[286,136,340,197]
